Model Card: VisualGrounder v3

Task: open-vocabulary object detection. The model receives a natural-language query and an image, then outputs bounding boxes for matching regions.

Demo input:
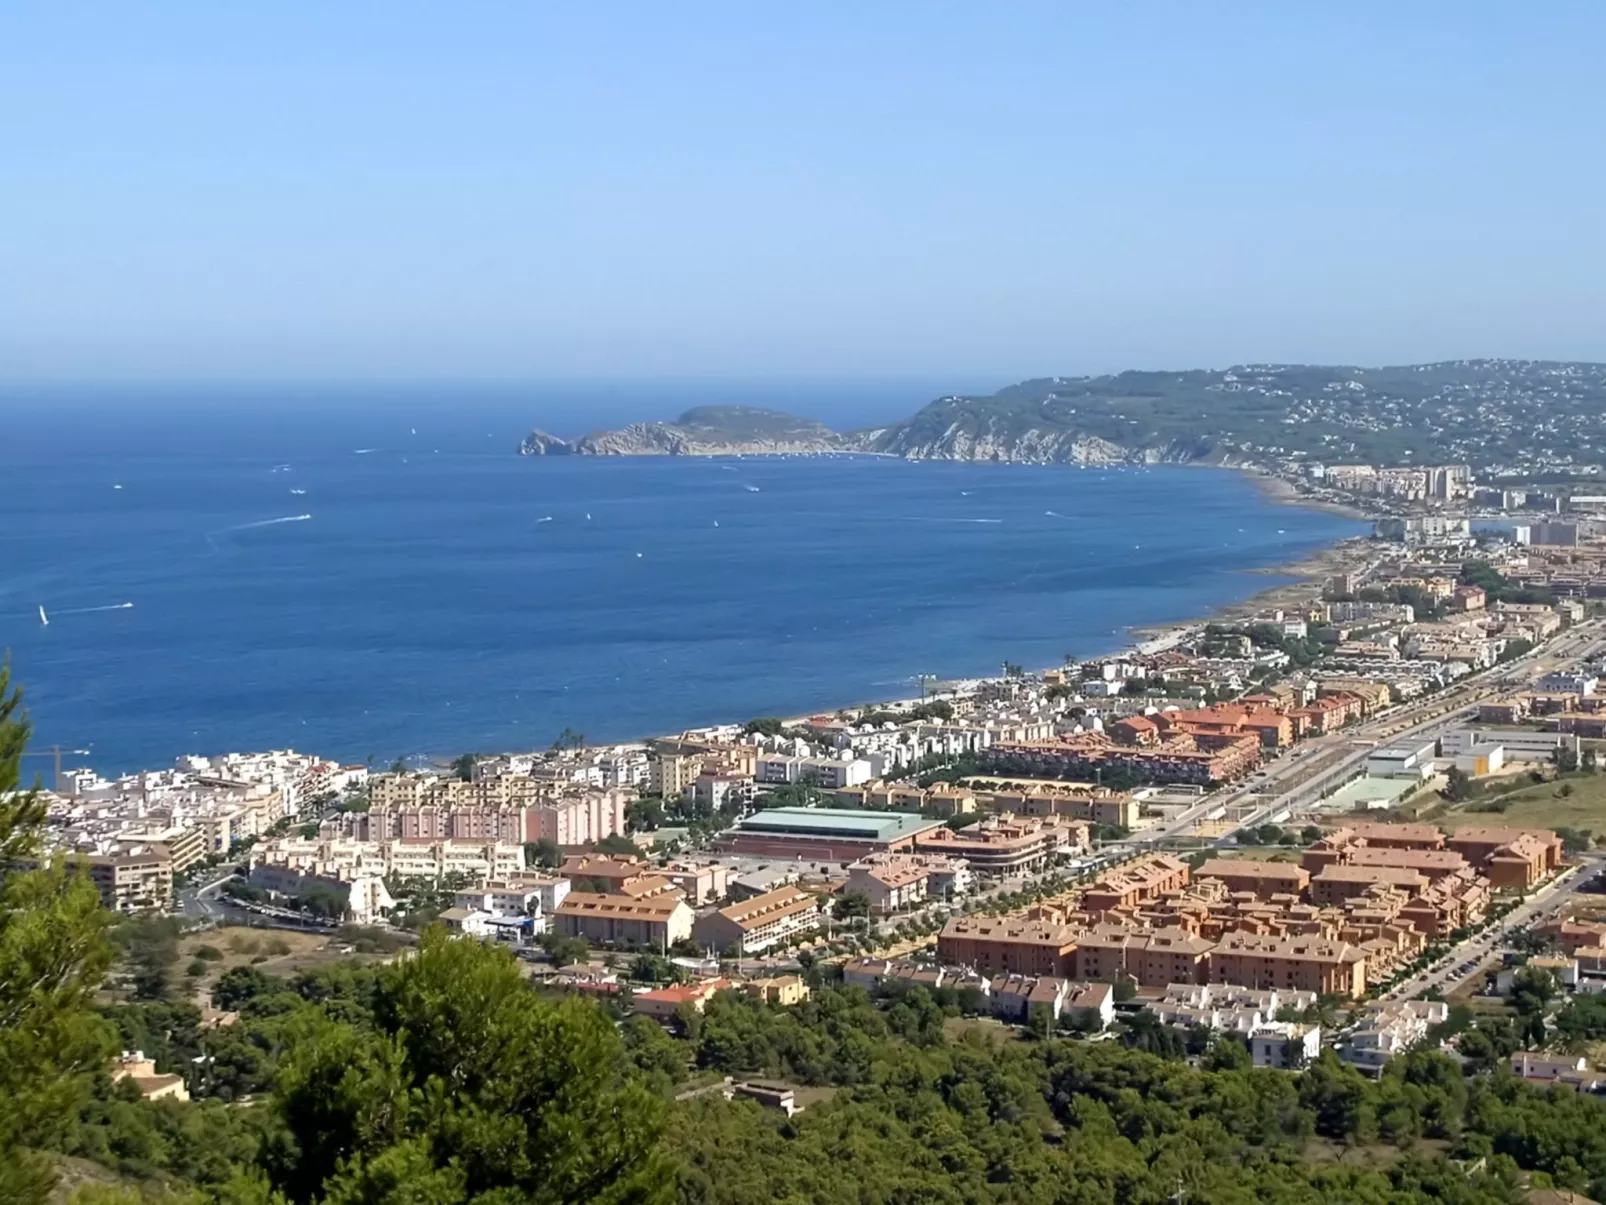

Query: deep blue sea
[0,383,1363,775]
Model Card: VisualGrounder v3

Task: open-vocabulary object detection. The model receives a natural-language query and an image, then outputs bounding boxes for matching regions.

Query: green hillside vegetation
[672,406,838,441]
[16,656,1606,1204]
[863,361,1606,468]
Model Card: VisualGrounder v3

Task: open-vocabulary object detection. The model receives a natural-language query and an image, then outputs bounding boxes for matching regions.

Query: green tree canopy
[0,664,117,1204]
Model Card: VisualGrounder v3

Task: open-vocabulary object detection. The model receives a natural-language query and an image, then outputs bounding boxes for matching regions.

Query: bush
[193,945,222,962]
[185,959,208,978]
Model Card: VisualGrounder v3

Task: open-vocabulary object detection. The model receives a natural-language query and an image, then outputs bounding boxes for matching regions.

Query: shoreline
[659,461,1377,740]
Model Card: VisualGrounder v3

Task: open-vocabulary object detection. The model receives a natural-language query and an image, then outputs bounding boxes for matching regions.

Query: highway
[1135,618,1606,850]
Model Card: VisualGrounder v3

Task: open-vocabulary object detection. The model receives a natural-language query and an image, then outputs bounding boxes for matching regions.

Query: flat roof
[734,807,942,842]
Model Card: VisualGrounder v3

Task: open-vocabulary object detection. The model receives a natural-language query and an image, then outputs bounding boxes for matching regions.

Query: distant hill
[523,361,1606,471]
[520,405,848,457]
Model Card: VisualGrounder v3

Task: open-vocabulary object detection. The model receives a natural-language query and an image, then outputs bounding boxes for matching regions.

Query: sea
[0,382,1364,776]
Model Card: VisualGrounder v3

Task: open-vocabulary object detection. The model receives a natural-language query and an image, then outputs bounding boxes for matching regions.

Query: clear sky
[5,2,1606,382]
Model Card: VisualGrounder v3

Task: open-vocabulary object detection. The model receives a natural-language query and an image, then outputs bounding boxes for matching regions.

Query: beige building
[83,844,174,912]
[692,885,822,955]
[111,1050,188,1101]
[553,891,693,948]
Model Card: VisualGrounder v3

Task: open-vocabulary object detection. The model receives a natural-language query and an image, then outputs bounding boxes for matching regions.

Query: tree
[742,717,786,737]
[1443,766,1473,803]
[1300,825,1323,845]
[389,757,407,774]
[835,890,871,921]
[625,797,665,834]
[269,930,669,1203]
[1585,748,1599,774]
[550,727,587,751]
[1556,746,1581,773]
[595,834,639,858]
[0,664,116,1205]
[525,838,562,869]
[1511,966,1557,1019]
[1112,977,1138,1003]
[448,753,477,782]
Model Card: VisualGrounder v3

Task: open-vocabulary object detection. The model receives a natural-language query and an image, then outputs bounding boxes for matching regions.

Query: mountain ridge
[520,360,1606,470]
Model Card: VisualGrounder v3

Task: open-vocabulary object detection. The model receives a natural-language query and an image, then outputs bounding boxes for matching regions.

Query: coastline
[670,460,1376,737]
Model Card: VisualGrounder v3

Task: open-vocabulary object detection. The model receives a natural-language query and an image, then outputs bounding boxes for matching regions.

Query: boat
[39,605,48,626]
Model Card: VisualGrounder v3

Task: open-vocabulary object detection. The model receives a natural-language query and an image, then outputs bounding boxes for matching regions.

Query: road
[1135,618,1606,850]
[1378,855,1605,1002]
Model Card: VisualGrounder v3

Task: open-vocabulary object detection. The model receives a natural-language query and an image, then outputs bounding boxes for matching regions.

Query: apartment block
[553,891,694,948]
[1208,932,1367,996]
[1194,858,1311,901]
[692,885,822,955]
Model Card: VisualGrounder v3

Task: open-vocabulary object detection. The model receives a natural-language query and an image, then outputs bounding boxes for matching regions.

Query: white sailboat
[39,605,48,626]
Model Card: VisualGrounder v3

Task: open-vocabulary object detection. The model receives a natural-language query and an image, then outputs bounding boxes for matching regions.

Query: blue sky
[4,2,1605,381]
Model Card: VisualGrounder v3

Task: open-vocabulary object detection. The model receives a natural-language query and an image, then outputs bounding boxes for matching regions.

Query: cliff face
[520,394,1223,463]
[518,429,575,455]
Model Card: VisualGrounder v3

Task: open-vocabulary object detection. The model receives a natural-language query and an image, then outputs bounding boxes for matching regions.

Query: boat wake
[228,514,313,531]
[54,601,135,616]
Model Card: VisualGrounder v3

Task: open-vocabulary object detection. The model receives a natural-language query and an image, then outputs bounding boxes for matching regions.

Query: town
[39,472,1606,1125]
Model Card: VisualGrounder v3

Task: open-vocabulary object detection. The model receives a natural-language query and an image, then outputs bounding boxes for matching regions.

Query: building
[692,885,822,955]
[1080,855,1191,913]
[982,730,1261,787]
[1193,858,1311,901]
[914,813,1089,876]
[845,852,970,913]
[1447,826,1563,890]
[656,859,732,906]
[552,891,694,949]
[1440,728,1579,763]
[755,754,873,791]
[964,778,1139,828]
[1208,932,1367,997]
[716,807,945,860]
[111,1050,189,1102]
[81,843,174,912]
[1310,864,1428,905]
[742,975,811,1007]
[1249,1023,1322,1069]
[632,977,737,1020]
[1509,1052,1605,1092]
[938,915,1079,978]
[1345,1000,1448,1071]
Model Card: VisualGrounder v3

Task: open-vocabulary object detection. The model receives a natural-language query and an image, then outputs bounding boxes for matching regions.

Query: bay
[0,388,1363,774]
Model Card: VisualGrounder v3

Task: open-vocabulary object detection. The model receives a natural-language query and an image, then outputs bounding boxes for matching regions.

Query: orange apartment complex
[983,730,1260,787]
[936,819,1556,997]
[1080,854,1191,913]
[1193,858,1310,900]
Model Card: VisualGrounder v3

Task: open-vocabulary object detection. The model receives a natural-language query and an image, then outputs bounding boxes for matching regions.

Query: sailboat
[39,605,48,626]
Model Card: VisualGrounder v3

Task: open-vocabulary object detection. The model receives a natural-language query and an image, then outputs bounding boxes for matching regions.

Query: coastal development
[27,409,1606,1204]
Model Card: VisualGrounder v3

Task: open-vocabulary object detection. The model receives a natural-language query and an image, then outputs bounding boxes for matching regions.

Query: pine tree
[0,663,116,1204]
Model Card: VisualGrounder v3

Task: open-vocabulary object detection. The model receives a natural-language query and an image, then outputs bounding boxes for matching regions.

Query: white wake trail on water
[54,602,135,615]
[903,516,1003,524]
[228,514,312,531]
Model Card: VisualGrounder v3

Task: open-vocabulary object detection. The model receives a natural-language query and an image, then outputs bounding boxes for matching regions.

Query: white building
[1249,1023,1322,1069]
[1345,1000,1447,1071]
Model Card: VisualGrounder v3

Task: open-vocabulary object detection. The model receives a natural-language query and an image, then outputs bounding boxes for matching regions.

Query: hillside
[522,361,1606,470]
[854,360,1606,470]
[520,405,848,457]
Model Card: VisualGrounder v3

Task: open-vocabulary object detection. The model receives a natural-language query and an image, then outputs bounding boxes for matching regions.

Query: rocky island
[520,405,849,457]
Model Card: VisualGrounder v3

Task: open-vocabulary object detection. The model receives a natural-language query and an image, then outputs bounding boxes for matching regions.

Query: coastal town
[35,453,1606,1121]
